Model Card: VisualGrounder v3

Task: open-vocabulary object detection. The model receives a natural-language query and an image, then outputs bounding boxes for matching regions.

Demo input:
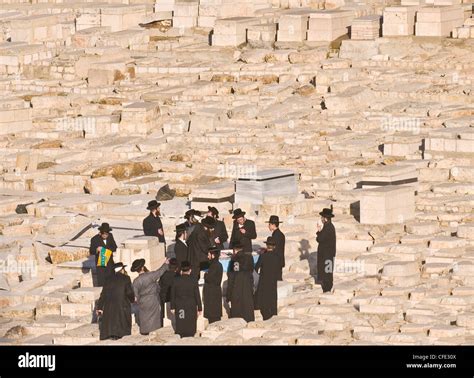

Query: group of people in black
[91,200,337,341]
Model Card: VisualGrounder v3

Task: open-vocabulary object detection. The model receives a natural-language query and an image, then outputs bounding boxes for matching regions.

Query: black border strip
[237,173,296,182]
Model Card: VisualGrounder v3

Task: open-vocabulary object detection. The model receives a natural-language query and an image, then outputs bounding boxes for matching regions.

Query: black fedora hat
[131,258,145,272]
[201,216,216,229]
[232,242,244,250]
[232,208,246,219]
[208,246,220,256]
[113,262,126,272]
[185,209,201,219]
[208,206,219,217]
[98,222,112,233]
[147,200,160,210]
[264,236,276,246]
[181,260,191,272]
[319,208,334,218]
[184,209,194,218]
[175,223,186,233]
[265,215,282,225]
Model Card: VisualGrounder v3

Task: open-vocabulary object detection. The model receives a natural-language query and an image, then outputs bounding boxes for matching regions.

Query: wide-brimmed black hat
[131,258,146,272]
[208,246,220,257]
[168,258,178,269]
[265,215,282,225]
[185,209,201,219]
[264,236,276,246]
[208,206,219,217]
[181,261,191,272]
[98,222,112,233]
[232,208,246,219]
[202,216,216,228]
[319,208,334,218]
[113,262,126,272]
[175,223,186,233]
[147,200,160,210]
[232,242,244,250]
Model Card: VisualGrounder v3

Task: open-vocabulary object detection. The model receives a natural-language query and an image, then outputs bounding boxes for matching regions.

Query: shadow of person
[299,239,320,283]
[298,239,311,261]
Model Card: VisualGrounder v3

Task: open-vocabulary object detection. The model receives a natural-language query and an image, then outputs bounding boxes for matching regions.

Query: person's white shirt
[179,238,187,247]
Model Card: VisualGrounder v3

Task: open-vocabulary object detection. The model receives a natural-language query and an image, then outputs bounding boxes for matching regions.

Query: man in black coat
[255,237,280,321]
[171,261,203,338]
[184,209,202,240]
[266,215,286,281]
[203,247,223,324]
[159,258,179,327]
[174,223,188,267]
[143,200,166,255]
[96,263,135,340]
[229,209,257,253]
[226,242,255,323]
[207,206,228,250]
[89,223,118,287]
[187,216,215,281]
[316,208,337,293]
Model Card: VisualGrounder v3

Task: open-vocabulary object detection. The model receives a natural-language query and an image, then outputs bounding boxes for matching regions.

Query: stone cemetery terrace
[0,0,473,346]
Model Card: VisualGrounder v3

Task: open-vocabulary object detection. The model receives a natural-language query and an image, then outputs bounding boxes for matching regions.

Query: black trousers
[160,300,165,327]
[207,317,221,324]
[277,268,283,281]
[317,255,334,293]
[261,308,277,321]
[96,264,113,287]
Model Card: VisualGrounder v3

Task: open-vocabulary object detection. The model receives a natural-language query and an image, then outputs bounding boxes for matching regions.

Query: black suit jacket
[143,213,165,243]
[89,233,117,255]
[229,219,257,252]
[211,220,228,250]
[174,239,189,266]
[316,221,336,258]
[272,228,286,268]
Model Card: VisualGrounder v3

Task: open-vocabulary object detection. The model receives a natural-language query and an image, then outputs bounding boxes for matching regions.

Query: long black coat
[89,233,117,287]
[227,251,255,322]
[229,219,257,253]
[184,221,195,241]
[187,224,211,277]
[171,275,202,337]
[203,258,223,322]
[272,228,286,280]
[159,270,178,303]
[97,272,134,340]
[174,240,189,267]
[211,220,228,250]
[254,251,280,320]
[143,213,165,243]
[316,221,336,290]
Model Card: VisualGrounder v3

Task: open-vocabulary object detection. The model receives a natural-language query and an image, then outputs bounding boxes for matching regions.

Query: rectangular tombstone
[382,6,419,36]
[235,168,298,205]
[359,165,418,189]
[212,17,260,46]
[277,11,310,41]
[415,5,464,36]
[359,185,415,225]
[190,182,235,214]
